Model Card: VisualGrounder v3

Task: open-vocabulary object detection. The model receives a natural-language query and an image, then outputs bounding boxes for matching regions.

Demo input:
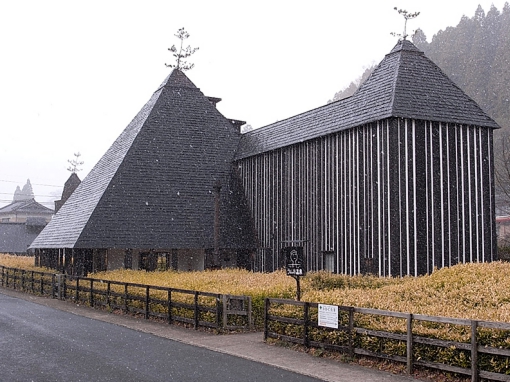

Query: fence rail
[264,298,510,382]
[1,266,56,296]
[0,266,252,332]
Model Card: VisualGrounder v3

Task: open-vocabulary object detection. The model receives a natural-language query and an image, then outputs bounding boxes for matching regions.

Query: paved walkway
[0,287,420,382]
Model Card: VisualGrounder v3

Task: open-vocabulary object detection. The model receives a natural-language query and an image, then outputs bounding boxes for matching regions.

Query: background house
[0,179,54,223]
[0,217,47,255]
[0,179,53,254]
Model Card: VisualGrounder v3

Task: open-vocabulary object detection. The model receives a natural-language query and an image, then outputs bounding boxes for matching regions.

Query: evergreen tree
[489,3,510,128]
[13,179,34,201]
[328,66,376,103]
[464,6,491,110]
[412,28,428,49]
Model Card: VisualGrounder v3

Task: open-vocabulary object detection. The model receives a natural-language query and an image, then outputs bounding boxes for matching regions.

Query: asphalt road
[0,293,321,382]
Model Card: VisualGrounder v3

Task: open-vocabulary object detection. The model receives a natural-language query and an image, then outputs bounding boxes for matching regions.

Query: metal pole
[292,275,301,301]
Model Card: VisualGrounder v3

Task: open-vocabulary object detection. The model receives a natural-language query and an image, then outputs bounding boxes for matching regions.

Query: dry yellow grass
[91,261,510,324]
[3,252,510,324]
[0,253,41,270]
[92,268,296,300]
[304,262,510,323]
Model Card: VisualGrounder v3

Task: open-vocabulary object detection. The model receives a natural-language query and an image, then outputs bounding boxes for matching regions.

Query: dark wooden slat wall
[236,118,496,276]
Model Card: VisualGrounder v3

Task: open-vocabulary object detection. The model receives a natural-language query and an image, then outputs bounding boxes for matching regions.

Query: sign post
[283,246,306,301]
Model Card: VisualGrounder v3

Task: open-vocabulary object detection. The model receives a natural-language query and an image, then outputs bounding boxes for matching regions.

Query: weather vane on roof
[67,152,84,173]
[165,28,199,71]
[391,7,420,40]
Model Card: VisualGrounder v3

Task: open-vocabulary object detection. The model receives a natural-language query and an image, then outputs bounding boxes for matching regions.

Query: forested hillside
[412,3,510,131]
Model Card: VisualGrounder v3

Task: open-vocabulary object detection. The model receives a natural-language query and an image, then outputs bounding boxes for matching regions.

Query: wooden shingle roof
[31,69,252,250]
[235,39,499,160]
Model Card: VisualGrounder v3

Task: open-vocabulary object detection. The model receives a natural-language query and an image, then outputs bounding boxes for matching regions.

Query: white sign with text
[318,304,338,329]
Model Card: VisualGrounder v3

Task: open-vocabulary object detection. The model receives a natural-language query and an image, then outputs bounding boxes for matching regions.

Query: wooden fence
[0,266,252,331]
[264,298,510,382]
[1,266,56,297]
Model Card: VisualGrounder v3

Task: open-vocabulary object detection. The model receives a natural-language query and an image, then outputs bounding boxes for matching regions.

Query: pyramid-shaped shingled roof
[31,70,251,249]
[235,39,499,160]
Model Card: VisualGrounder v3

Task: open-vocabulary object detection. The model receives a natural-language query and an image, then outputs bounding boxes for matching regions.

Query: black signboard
[283,246,306,276]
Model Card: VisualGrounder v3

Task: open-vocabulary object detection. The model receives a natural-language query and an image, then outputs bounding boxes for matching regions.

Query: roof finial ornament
[391,7,420,41]
[67,152,84,173]
[165,28,199,71]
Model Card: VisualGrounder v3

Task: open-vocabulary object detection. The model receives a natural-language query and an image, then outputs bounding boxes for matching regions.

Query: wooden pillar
[40,250,47,268]
[64,249,71,275]
[34,249,40,267]
[213,180,222,268]
[58,249,64,272]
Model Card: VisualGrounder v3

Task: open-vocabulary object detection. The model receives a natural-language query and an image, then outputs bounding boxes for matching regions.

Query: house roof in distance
[0,198,53,215]
[235,39,500,160]
[31,69,252,250]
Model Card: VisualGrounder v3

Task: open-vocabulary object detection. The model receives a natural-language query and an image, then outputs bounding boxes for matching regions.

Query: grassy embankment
[2,253,509,324]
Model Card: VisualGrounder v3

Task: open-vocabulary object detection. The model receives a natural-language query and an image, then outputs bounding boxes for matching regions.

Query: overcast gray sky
[0,0,507,209]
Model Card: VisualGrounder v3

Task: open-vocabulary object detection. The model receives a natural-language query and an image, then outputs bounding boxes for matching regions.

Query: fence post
[222,295,228,329]
[145,286,150,320]
[21,270,25,291]
[106,282,111,310]
[167,289,172,324]
[51,274,56,298]
[407,314,413,375]
[303,302,310,348]
[264,298,270,341]
[89,279,94,307]
[348,307,354,358]
[31,271,35,293]
[55,274,63,300]
[471,320,479,382]
[248,296,253,330]
[124,284,128,313]
[75,278,79,301]
[216,294,222,330]
[194,291,199,329]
